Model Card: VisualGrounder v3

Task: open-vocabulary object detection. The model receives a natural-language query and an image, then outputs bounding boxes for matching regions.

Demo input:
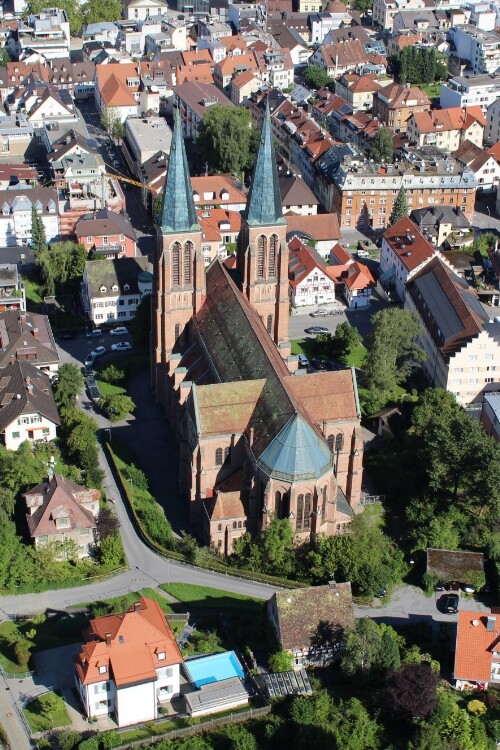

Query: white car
[90,346,106,359]
[111,341,132,352]
[110,326,128,336]
[357,250,369,258]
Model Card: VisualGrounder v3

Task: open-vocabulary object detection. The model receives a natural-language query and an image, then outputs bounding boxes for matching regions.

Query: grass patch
[345,342,367,368]
[421,83,441,98]
[74,587,175,617]
[0,621,25,674]
[22,274,44,312]
[95,352,149,401]
[160,583,263,612]
[23,692,71,732]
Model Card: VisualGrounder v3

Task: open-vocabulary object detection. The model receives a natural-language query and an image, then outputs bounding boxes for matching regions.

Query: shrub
[269,651,294,673]
[468,699,487,716]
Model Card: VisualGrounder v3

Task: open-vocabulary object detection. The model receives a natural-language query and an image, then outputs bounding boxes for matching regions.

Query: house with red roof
[286,213,341,259]
[454,139,500,193]
[342,262,376,309]
[380,217,438,301]
[454,611,500,690]
[288,237,336,308]
[407,106,486,152]
[74,596,184,726]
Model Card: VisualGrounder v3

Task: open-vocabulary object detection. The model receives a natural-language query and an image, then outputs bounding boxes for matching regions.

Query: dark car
[311,358,327,371]
[444,581,461,592]
[304,326,329,335]
[59,330,77,340]
[446,594,459,613]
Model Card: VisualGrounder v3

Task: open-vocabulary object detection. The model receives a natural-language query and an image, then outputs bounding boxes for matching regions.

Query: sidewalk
[0,670,31,750]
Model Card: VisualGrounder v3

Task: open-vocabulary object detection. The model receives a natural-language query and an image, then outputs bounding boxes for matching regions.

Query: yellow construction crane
[103,171,153,191]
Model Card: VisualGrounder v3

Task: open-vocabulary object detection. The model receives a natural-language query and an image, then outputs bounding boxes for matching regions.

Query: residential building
[0,361,59,450]
[15,8,70,61]
[440,73,500,112]
[0,309,59,373]
[213,52,258,93]
[339,261,375,309]
[197,208,242,264]
[45,59,96,100]
[0,264,26,312]
[405,256,500,405]
[331,148,478,229]
[335,74,382,112]
[174,81,233,139]
[0,188,59,247]
[310,40,387,77]
[454,139,500,193]
[448,25,500,75]
[24,474,100,559]
[0,164,36,191]
[486,99,500,145]
[309,10,353,45]
[229,70,262,105]
[454,611,500,690]
[285,213,341,258]
[407,106,486,152]
[191,175,247,212]
[372,83,431,133]
[123,0,168,21]
[391,8,449,34]
[82,256,152,325]
[124,116,172,167]
[380,216,440,300]
[271,25,311,67]
[0,115,35,157]
[153,108,364,541]
[410,205,472,247]
[296,0,322,12]
[74,596,184,726]
[253,47,294,90]
[481,391,500,441]
[95,63,141,124]
[76,210,137,259]
[372,0,426,32]
[288,237,336,308]
[268,582,355,667]
[82,22,120,46]
[278,172,319,216]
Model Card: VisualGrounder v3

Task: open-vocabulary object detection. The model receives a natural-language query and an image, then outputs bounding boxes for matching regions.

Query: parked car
[444,581,461,592]
[89,346,106,359]
[357,250,369,258]
[111,341,132,352]
[86,328,102,338]
[50,374,59,386]
[310,308,329,317]
[59,330,77,341]
[311,358,327,371]
[110,326,128,336]
[84,354,95,367]
[298,354,309,367]
[462,584,476,594]
[305,326,329,335]
[446,594,459,614]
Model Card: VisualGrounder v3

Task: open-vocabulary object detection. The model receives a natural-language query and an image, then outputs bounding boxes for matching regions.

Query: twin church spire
[159,101,283,234]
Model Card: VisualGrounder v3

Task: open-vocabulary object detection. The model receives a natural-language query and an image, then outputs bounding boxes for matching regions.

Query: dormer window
[157,651,166,660]
[123,283,130,291]
[99,665,107,674]
[111,284,118,292]
[100,286,107,293]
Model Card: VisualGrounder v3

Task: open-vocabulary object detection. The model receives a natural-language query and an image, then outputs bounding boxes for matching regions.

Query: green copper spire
[159,107,199,234]
[245,100,285,227]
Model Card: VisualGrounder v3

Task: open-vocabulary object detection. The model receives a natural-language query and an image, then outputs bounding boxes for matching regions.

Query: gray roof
[75,209,137,242]
[245,102,285,227]
[85,257,151,298]
[410,206,471,230]
[0,310,58,369]
[0,360,60,435]
[256,412,332,481]
[159,108,199,234]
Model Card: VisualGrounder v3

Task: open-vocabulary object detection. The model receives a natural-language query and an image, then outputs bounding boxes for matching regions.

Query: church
[152,104,364,555]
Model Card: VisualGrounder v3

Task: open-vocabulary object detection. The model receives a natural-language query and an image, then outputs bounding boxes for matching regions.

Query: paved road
[289,294,388,342]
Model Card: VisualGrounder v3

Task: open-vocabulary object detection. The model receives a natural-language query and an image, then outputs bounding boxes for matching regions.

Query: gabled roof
[288,237,326,288]
[256,412,333,482]
[75,209,137,242]
[344,261,375,290]
[410,105,486,134]
[0,360,60,435]
[75,596,183,687]
[285,368,360,422]
[272,583,354,651]
[193,380,266,436]
[410,205,471,231]
[488,142,500,161]
[454,611,499,683]
[279,173,319,208]
[454,139,495,173]
[245,101,285,227]
[96,63,140,107]
[383,217,436,272]
[286,213,340,242]
[329,243,352,264]
[376,82,430,109]
[0,309,58,368]
[25,474,100,538]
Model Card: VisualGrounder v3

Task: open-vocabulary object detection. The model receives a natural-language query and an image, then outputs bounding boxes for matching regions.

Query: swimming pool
[185,651,245,687]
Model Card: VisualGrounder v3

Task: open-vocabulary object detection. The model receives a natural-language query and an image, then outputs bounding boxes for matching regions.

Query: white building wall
[292,269,336,307]
[116,681,157,726]
[5,413,57,450]
[0,210,59,247]
[486,99,500,145]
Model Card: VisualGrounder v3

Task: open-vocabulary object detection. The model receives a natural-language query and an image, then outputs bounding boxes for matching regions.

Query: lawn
[160,583,264,612]
[345,342,367,368]
[74,587,175,616]
[23,692,71,732]
[291,338,367,369]
[21,274,44,312]
[421,83,442,98]
[95,352,149,399]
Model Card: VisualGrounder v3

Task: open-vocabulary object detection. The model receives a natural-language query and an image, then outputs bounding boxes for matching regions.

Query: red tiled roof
[383,217,435,272]
[344,261,375,290]
[288,237,326,288]
[176,63,214,84]
[376,82,430,109]
[454,611,499,683]
[74,597,183,687]
[330,243,352,264]
[488,142,500,162]
[286,213,340,242]
[411,105,486,134]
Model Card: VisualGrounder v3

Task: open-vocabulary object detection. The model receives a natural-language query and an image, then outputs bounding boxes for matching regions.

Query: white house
[379,217,438,301]
[82,257,153,325]
[342,262,376,309]
[486,99,500,145]
[288,237,336,308]
[15,8,70,61]
[123,0,168,21]
[0,361,60,450]
[74,597,184,726]
[454,140,500,193]
[0,188,60,247]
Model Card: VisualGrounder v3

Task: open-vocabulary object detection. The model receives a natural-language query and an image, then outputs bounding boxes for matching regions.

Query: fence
[113,705,272,749]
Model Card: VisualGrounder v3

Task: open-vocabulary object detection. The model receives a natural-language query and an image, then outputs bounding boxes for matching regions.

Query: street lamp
[486,205,491,231]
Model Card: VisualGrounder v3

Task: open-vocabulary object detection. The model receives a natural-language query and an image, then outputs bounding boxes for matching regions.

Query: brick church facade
[152,105,364,555]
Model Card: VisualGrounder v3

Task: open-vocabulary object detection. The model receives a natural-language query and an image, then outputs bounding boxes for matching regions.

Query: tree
[98,534,125,567]
[95,507,120,540]
[389,186,409,225]
[196,105,259,176]
[0,47,11,66]
[303,65,332,90]
[364,308,426,404]
[331,321,362,363]
[54,363,83,413]
[233,515,295,577]
[269,651,294,673]
[99,364,125,384]
[31,205,47,260]
[55,728,81,750]
[352,0,373,13]
[81,0,122,26]
[381,663,437,720]
[100,107,125,142]
[14,639,31,669]
[35,241,85,296]
[131,294,151,348]
[341,618,385,675]
[370,127,394,163]
[333,698,382,750]
[102,394,134,422]
[39,692,65,723]
[24,0,82,35]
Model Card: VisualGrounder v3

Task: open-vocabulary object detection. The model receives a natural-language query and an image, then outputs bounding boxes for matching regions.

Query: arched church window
[269,234,278,277]
[327,434,334,451]
[257,235,266,279]
[304,493,311,529]
[183,242,192,285]
[172,242,181,286]
[322,486,327,520]
[335,434,344,453]
[215,448,223,466]
[267,315,273,336]
[296,494,304,530]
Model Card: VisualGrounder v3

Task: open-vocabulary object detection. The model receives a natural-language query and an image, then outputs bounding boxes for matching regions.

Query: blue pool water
[185,650,244,687]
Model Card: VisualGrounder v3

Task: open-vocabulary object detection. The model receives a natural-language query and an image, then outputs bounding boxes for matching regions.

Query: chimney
[133,601,141,611]
[406,229,412,242]
[105,633,112,645]
[33,327,39,338]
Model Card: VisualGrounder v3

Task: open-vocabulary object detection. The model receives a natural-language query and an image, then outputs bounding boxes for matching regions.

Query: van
[86,328,102,338]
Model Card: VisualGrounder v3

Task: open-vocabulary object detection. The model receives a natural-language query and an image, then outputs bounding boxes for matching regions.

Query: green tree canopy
[25,0,82,34]
[389,186,409,225]
[196,105,259,175]
[102,394,134,422]
[341,618,401,676]
[35,241,86,296]
[370,127,394,163]
[81,0,122,26]
[352,0,373,13]
[54,363,83,414]
[269,651,294,673]
[364,308,426,406]
[232,515,295,577]
[303,65,332,90]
